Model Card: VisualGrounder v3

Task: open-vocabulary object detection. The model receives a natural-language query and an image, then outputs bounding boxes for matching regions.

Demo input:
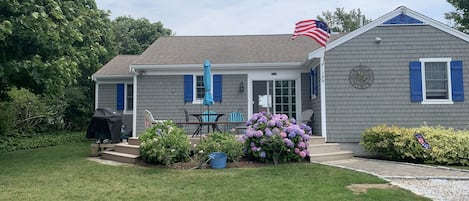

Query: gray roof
[134,34,344,65]
[93,55,139,77]
[94,34,344,76]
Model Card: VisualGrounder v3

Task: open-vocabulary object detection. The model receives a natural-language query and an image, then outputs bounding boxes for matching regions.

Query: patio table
[190,113,224,137]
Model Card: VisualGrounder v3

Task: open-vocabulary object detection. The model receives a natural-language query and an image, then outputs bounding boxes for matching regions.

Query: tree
[445,0,469,33]
[0,0,117,130]
[317,8,371,33]
[112,16,172,54]
[0,0,116,98]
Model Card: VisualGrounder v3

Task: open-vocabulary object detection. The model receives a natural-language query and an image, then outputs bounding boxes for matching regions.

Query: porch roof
[92,55,139,78]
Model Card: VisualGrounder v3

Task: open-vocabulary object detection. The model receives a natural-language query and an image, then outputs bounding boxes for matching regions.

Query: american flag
[292,19,331,47]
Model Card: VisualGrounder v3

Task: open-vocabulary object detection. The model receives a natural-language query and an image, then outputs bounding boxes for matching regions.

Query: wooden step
[101,151,139,164]
[309,136,325,145]
[90,143,115,157]
[309,143,341,154]
[114,143,140,155]
[309,151,354,162]
[127,137,141,146]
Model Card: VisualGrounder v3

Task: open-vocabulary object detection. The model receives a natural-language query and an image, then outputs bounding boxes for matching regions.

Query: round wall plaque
[349,65,374,89]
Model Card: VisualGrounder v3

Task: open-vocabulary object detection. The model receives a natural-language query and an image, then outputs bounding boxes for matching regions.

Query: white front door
[252,80,297,119]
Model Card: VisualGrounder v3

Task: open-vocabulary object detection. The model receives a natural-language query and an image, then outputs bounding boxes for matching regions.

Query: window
[409,58,464,104]
[423,61,448,100]
[116,83,133,112]
[195,75,204,100]
[184,74,223,103]
[126,84,133,111]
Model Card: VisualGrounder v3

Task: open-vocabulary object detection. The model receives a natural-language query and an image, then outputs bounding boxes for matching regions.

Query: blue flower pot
[208,152,227,169]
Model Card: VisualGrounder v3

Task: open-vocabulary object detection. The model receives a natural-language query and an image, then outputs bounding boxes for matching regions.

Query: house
[92,6,469,155]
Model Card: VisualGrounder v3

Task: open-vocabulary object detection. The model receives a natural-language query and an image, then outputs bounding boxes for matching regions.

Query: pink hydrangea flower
[280,132,287,138]
[299,151,307,158]
[298,142,306,149]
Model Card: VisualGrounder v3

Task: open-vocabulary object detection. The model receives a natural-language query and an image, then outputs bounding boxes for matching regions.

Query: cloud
[95,0,455,36]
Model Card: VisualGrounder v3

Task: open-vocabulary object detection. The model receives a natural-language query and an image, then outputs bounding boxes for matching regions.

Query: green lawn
[0,142,429,201]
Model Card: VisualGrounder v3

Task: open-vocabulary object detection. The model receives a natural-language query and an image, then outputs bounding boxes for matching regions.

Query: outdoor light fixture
[239,81,244,93]
[375,37,382,44]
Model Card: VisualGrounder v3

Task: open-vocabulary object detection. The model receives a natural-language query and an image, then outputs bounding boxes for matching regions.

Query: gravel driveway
[316,158,469,201]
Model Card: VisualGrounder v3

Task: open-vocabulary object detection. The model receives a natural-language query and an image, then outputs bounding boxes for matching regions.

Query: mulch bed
[136,158,267,170]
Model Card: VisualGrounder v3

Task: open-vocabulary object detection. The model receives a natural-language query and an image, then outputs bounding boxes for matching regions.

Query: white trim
[94,83,99,110]
[295,77,301,120]
[123,84,133,115]
[420,58,454,105]
[132,75,137,138]
[319,49,327,140]
[421,100,454,105]
[308,6,469,60]
[130,62,304,72]
[92,75,133,81]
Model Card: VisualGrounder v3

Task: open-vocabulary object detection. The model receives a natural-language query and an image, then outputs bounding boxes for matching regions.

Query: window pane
[424,62,448,99]
[196,76,204,99]
[126,84,133,110]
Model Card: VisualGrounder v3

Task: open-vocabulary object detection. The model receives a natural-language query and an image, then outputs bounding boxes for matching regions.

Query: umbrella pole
[207,105,210,134]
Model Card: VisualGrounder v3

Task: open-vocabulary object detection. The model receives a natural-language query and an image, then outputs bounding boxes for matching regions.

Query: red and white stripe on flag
[292,19,331,47]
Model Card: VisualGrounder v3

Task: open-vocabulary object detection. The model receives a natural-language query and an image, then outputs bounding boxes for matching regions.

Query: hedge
[0,131,88,153]
[361,125,469,166]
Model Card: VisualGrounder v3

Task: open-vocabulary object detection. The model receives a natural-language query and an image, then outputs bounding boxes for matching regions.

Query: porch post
[320,48,327,141]
[132,73,137,138]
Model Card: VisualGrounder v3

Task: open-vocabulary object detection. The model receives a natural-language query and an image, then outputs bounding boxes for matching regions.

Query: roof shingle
[134,34,343,65]
[94,34,344,76]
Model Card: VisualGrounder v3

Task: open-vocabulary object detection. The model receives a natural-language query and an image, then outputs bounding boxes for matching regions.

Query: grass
[0,142,429,201]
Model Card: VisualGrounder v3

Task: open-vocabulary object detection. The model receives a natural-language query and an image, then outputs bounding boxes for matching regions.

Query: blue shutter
[116,83,125,110]
[213,74,222,102]
[409,61,423,102]
[309,69,317,98]
[184,75,193,103]
[451,60,464,102]
[313,69,318,96]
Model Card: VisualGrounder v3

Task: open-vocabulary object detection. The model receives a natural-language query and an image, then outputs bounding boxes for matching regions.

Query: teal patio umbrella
[203,59,214,108]
[202,60,214,133]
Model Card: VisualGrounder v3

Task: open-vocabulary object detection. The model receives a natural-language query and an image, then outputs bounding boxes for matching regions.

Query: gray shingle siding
[301,72,322,135]
[301,73,312,111]
[97,84,116,110]
[325,25,469,142]
[311,69,322,136]
[135,74,248,135]
[97,83,133,130]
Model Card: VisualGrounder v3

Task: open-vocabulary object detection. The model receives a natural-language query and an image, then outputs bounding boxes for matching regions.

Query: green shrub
[139,121,190,166]
[0,131,88,153]
[361,124,469,166]
[5,88,49,135]
[194,132,244,163]
[0,102,15,138]
[417,126,469,165]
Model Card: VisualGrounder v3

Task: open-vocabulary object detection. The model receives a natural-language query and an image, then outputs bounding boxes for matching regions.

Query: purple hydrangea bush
[242,111,312,164]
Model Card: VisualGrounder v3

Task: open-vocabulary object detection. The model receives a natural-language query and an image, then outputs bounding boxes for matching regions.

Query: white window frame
[192,74,213,104]
[420,58,453,105]
[124,83,133,114]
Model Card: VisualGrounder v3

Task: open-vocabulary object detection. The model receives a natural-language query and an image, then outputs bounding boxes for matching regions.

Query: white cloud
[95,0,455,36]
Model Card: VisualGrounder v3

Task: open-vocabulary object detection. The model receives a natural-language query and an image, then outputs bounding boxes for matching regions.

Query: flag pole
[320,45,327,141]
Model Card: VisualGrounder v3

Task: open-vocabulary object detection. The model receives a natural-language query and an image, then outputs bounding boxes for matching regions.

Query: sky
[95,0,456,36]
